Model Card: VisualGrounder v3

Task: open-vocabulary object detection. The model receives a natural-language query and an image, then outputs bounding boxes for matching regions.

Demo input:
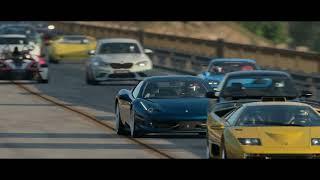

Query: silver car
[85,38,153,85]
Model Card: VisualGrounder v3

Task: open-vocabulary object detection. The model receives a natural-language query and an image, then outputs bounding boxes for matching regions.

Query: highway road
[0,61,206,158]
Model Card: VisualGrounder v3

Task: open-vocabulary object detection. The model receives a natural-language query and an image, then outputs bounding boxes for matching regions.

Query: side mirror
[206,91,218,99]
[209,120,225,129]
[301,90,313,98]
[88,50,96,56]
[144,49,153,54]
[119,93,131,102]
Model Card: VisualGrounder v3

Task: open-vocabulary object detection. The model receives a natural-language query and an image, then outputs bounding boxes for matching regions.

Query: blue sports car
[198,58,259,89]
[115,75,211,137]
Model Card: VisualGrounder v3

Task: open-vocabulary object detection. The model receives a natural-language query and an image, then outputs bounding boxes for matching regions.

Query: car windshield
[208,61,257,74]
[142,79,208,99]
[60,36,89,44]
[221,75,299,98]
[0,37,28,44]
[236,105,320,127]
[0,26,37,36]
[99,43,141,54]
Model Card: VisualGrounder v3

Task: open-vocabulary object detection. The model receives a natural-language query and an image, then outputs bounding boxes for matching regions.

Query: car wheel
[130,110,143,138]
[49,56,59,64]
[220,144,227,159]
[86,71,99,85]
[39,79,49,84]
[198,132,206,136]
[206,140,213,159]
[115,103,126,135]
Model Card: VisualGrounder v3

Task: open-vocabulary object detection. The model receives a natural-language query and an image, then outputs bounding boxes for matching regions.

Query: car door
[121,81,144,123]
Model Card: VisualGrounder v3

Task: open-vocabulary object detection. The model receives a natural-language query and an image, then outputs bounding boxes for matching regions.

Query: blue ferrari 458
[115,75,211,137]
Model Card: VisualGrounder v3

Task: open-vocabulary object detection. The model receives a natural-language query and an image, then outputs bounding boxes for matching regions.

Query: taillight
[0,62,10,70]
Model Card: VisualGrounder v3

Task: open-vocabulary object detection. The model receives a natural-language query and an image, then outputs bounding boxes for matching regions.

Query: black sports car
[115,75,211,137]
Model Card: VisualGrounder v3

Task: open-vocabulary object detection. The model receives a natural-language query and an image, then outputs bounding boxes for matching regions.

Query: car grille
[246,154,320,159]
[110,63,133,69]
[151,121,206,130]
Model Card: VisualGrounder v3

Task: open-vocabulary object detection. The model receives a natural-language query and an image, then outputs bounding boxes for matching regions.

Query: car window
[236,105,320,126]
[142,79,208,99]
[226,107,244,126]
[60,36,89,44]
[221,75,299,98]
[132,81,144,98]
[208,62,257,74]
[98,43,141,54]
[0,37,28,44]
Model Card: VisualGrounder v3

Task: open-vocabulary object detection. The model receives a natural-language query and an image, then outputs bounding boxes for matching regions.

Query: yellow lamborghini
[206,101,320,159]
[46,35,96,63]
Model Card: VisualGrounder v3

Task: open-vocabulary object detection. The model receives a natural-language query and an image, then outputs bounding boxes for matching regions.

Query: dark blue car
[115,75,211,137]
[198,58,260,89]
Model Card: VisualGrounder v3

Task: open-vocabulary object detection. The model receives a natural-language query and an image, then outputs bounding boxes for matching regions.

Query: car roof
[210,58,256,64]
[98,38,140,44]
[0,34,27,38]
[244,101,312,107]
[143,75,204,82]
[225,70,291,77]
[61,35,88,38]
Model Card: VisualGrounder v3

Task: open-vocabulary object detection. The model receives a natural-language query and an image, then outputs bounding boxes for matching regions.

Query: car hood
[95,53,150,63]
[145,98,208,116]
[230,126,320,148]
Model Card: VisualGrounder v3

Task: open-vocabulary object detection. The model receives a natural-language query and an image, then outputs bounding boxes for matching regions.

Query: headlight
[140,101,158,113]
[93,59,109,66]
[312,138,320,145]
[48,25,55,30]
[208,80,219,86]
[136,61,148,67]
[238,138,261,145]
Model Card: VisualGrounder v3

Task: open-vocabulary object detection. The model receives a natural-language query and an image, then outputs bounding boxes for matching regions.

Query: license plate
[114,70,129,74]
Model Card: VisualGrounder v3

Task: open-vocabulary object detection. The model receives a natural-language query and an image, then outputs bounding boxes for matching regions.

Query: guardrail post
[138,30,144,46]
[217,38,224,58]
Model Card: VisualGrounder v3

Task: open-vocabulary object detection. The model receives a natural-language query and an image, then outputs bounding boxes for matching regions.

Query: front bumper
[135,116,207,133]
[0,69,45,80]
[91,65,152,81]
[244,154,320,159]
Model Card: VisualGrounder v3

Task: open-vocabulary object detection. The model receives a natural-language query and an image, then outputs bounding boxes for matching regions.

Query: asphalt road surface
[0,61,206,158]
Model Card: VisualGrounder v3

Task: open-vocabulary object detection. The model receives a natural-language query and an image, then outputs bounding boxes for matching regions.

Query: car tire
[220,142,227,159]
[206,140,213,159]
[86,71,99,85]
[39,79,49,84]
[130,110,143,138]
[198,132,206,136]
[49,56,59,64]
[115,103,127,135]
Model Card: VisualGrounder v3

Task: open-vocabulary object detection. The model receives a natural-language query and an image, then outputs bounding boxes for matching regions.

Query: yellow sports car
[47,35,96,63]
[206,101,320,159]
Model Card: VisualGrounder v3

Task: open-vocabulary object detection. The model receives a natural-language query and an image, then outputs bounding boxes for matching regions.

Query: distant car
[115,76,210,137]
[198,58,259,89]
[0,34,40,57]
[85,38,153,85]
[0,47,48,83]
[206,101,320,159]
[47,35,96,63]
[0,24,43,56]
[205,70,313,117]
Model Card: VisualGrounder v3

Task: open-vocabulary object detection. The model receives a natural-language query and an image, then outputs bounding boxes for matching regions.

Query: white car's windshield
[0,37,28,45]
[99,43,141,54]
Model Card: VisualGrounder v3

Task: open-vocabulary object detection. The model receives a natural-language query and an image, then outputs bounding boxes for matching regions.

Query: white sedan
[85,38,153,85]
